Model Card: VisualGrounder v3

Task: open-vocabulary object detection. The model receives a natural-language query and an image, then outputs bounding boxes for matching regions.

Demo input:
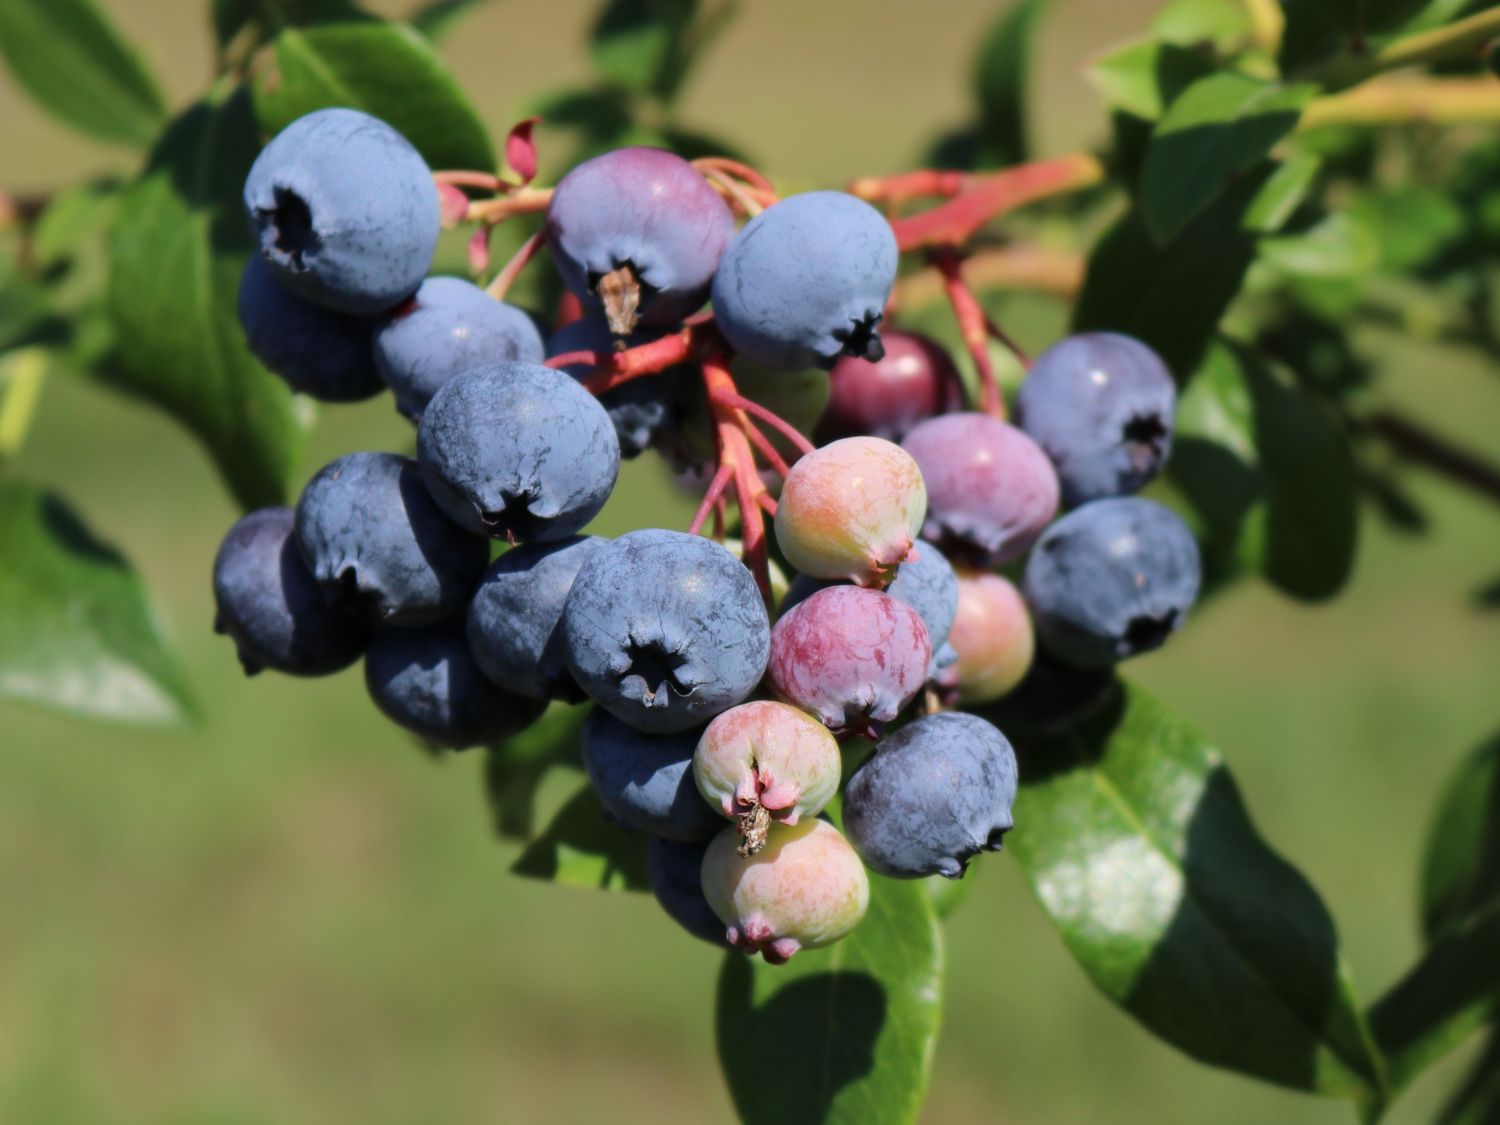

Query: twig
[1365,410,1500,506]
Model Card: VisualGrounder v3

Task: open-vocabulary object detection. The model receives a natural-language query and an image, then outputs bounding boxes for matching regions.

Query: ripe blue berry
[243,108,439,315]
[294,452,488,626]
[581,709,722,841]
[417,363,620,541]
[647,836,731,947]
[365,620,546,749]
[466,535,606,701]
[1022,497,1202,668]
[212,507,368,676]
[1016,332,1177,505]
[373,277,545,421]
[546,147,734,333]
[547,315,689,458]
[902,413,1060,566]
[712,191,898,371]
[237,257,384,402]
[843,712,1018,879]
[562,529,771,734]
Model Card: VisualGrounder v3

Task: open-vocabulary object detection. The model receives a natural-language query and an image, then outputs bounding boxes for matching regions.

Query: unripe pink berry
[701,818,870,963]
[940,572,1034,705]
[774,437,926,588]
[694,702,842,851]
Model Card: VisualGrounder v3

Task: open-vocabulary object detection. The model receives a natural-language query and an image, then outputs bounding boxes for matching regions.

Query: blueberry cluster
[214,108,1203,965]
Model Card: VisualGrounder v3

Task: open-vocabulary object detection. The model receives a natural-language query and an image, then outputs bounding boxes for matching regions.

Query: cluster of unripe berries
[214,107,1202,962]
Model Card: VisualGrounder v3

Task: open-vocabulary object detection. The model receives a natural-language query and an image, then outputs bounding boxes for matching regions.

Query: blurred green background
[3,1,1500,1122]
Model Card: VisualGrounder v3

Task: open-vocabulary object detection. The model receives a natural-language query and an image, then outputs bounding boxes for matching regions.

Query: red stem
[486,229,547,302]
[688,463,735,536]
[930,249,1006,420]
[757,493,779,516]
[983,311,1032,371]
[715,393,816,458]
[740,417,793,478]
[702,354,774,605]
[559,325,705,394]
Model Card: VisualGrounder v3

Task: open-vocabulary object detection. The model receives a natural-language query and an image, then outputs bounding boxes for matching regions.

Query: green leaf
[1437,1029,1500,1125]
[589,0,697,100]
[0,258,56,352]
[1008,681,1386,1100]
[1279,0,1437,72]
[253,20,494,170]
[1151,0,1254,48]
[716,874,942,1125]
[1347,187,1466,274]
[1087,38,1216,122]
[1074,162,1277,376]
[0,0,164,146]
[512,780,649,891]
[105,88,302,511]
[1141,73,1317,243]
[31,179,120,269]
[1261,211,1380,279]
[409,0,482,41]
[0,480,196,725]
[1242,153,1322,233]
[1421,734,1500,942]
[971,0,1048,166]
[1169,340,1358,601]
[483,703,587,841]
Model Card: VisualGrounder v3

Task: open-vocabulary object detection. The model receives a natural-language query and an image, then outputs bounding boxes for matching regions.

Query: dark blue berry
[581,709,722,841]
[843,712,1018,879]
[365,620,547,749]
[647,836,732,946]
[562,529,770,734]
[294,452,488,626]
[466,535,607,701]
[212,507,369,676]
[1022,497,1201,668]
[373,276,545,422]
[244,108,439,315]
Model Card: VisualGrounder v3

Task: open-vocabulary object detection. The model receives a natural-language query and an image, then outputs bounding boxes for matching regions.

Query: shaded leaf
[716,874,942,1125]
[1421,734,1500,941]
[512,780,649,891]
[971,0,1048,166]
[589,0,697,101]
[210,0,362,53]
[105,89,302,511]
[0,0,164,146]
[0,480,196,725]
[1437,1029,1500,1125]
[1348,186,1467,274]
[483,703,587,841]
[1009,681,1385,1100]
[253,20,494,171]
[1141,72,1316,243]
[1087,37,1215,122]
[1279,0,1437,73]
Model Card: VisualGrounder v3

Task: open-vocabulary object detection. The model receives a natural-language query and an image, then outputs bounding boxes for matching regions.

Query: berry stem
[894,244,1085,306]
[1299,77,1500,129]
[692,157,776,194]
[699,167,774,217]
[485,229,547,302]
[687,463,735,537]
[1363,410,1500,507]
[466,187,554,225]
[433,170,509,191]
[715,392,816,458]
[703,353,775,605]
[930,249,1007,421]
[563,322,714,394]
[739,415,793,478]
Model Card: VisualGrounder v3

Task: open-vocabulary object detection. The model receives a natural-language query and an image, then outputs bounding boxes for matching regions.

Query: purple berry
[294,452,488,626]
[365,620,547,749]
[816,328,964,443]
[243,108,438,315]
[237,256,384,402]
[844,712,1018,879]
[417,363,620,542]
[212,507,369,676]
[546,147,734,334]
[712,191,898,371]
[373,277,545,421]
[466,535,606,701]
[561,530,771,734]
[902,412,1060,566]
[1022,497,1202,668]
[581,709,723,841]
[939,571,1033,705]
[1017,332,1176,505]
[768,586,931,732]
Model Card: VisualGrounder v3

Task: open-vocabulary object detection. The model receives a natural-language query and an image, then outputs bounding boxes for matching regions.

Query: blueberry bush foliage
[3,0,1500,1121]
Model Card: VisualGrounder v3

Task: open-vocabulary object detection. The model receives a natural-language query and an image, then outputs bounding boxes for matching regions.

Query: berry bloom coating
[902,413,1060,566]
[940,572,1034,705]
[562,529,771,734]
[647,836,730,947]
[712,191,899,371]
[237,257,384,402]
[374,276,544,422]
[466,535,606,701]
[580,709,723,841]
[843,712,1018,879]
[547,315,689,458]
[1017,332,1176,505]
[417,363,620,541]
[212,507,369,676]
[693,701,842,843]
[364,621,547,749]
[816,329,964,443]
[546,147,734,332]
[294,452,488,626]
[701,818,870,963]
[768,586,931,732]
[243,108,438,315]
[774,437,926,588]
[1023,497,1202,668]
